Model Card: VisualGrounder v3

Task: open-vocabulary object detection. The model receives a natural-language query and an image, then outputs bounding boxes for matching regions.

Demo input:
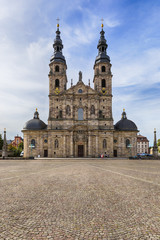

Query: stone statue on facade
[79,71,82,82]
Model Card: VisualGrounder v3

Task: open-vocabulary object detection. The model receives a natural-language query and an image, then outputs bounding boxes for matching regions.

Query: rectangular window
[78,108,83,120]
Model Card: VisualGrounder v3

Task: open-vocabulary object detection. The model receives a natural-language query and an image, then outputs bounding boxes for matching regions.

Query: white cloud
[0,33,50,138]
[112,48,160,87]
[0,0,35,22]
[0,0,159,147]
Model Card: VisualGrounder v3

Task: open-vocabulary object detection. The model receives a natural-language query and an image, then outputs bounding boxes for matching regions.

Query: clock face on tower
[55,88,60,95]
[101,87,107,95]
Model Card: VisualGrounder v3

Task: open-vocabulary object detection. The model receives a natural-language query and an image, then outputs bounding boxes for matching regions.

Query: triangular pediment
[65,81,96,95]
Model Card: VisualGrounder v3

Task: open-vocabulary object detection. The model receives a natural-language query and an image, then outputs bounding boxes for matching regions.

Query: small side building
[11,135,23,148]
[137,134,149,154]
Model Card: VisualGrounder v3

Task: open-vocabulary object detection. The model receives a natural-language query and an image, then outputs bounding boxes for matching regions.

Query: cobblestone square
[0,159,160,239]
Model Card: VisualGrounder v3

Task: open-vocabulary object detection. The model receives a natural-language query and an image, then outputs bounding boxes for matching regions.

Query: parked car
[137,153,153,159]
[140,153,147,156]
[20,151,24,157]
[146,154,153,157]
[129,156,138,159]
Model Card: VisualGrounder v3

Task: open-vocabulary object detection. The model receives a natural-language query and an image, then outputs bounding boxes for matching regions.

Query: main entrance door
[78,145,84,157]
[114,150,117,157]
[44,150,48,157]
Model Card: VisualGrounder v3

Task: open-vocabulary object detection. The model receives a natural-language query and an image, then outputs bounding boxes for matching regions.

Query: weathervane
[56,18,60,28]
[101,18,104,29]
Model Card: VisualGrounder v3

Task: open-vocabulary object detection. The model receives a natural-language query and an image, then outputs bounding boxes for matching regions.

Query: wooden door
[114,150,117,157]
[78,145,84,157]
[44,150,48,157]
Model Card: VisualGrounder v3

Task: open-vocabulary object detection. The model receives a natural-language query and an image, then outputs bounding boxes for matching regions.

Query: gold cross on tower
[56,18,60,28]
[101,18,104,28]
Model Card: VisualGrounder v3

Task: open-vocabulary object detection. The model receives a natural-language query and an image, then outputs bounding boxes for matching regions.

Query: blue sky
[0,0,160,145]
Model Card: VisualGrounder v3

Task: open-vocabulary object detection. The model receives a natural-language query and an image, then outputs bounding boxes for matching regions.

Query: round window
[44,139,48,143]
[78,89,83,93]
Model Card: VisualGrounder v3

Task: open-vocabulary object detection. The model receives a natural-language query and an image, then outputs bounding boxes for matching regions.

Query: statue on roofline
[79,71,82,82]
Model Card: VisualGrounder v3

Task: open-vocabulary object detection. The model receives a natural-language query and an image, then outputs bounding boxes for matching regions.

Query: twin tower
[49,22,112,92]
[48,22,113,128]
[23,23,138,158]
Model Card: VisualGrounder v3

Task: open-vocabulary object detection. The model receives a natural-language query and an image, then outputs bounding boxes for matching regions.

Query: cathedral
[22,22,138,158]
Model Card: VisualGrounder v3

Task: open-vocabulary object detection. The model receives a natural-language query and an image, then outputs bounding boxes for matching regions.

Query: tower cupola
[95,23,110,65]
[50,20,66,64]
[34,108,39,119]
[121,109,127,119]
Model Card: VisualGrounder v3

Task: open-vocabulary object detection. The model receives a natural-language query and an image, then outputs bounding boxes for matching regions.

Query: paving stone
[0,159,160,239]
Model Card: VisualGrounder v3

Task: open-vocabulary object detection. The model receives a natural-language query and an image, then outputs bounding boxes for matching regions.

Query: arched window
[126,139,130,148]
[59,110,63,119]
[57,46,59,51]
[103,139,107,148]
[55,65,59,72]
[102,79,106,88]
[99,110,103,118]
[66,105,71,115]
[55,139,59,149]
[102,47,104,52]
[31,139,35,147]
[101,66,106,72]
[90,105,95,114]
[78,108,83,120]
[55,79,59,88]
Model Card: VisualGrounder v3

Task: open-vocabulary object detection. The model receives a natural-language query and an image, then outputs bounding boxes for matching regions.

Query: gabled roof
[65,81,96,95]
[137,134,149,142]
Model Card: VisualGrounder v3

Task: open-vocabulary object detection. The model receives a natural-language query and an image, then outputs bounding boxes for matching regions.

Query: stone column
[63,135,66,157]
[38,132,42,157]
[153,128,158,157]
[48,134,52,158]
[27,135,30,158]
[88,132,91,157]
[96,134,99,157]
[70,132,74,157]
[2,128,8,158]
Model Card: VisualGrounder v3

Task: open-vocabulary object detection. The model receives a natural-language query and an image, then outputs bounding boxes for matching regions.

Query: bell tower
[93,21,114,128]
[93,21,112,95]
[49,20,67,95]
[48,20,67,127]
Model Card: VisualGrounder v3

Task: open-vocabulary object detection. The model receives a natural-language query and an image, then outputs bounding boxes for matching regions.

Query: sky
[0,0,160,145]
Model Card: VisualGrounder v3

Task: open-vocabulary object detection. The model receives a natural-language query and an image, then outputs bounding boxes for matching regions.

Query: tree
[0,134,3,150]
[157,139,160,153]
[8,144,22,157]
[17,142,24,156]
[18,142,23,151]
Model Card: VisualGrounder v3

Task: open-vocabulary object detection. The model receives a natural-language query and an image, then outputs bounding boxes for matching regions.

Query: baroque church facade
[22,23,138,158]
